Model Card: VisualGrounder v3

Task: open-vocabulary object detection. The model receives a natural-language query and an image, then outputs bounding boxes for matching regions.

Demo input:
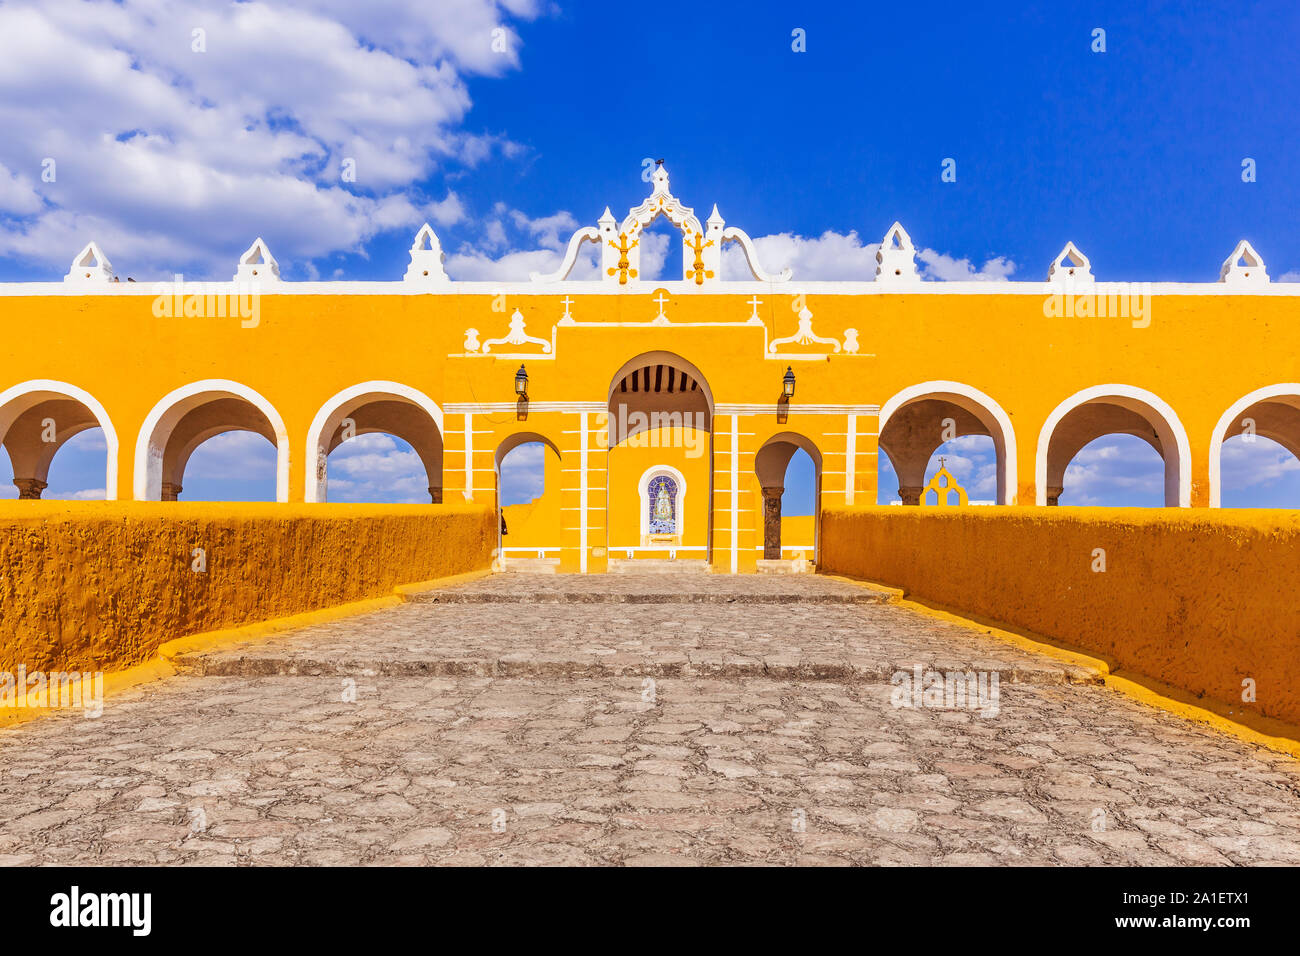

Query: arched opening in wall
[635,218,682,283]
[1038,387,1189,507]
[495,433,562,563]
[755,434,822,563]
[1211,388,1300,507]
[877,384,1016,505]
[878,434,999,506]
[0,382,118,500]
[136,383,288,501]
[1056,435,1165,506]
[181,431,279,501]
[307,384,443,503]
[607,352,713,560]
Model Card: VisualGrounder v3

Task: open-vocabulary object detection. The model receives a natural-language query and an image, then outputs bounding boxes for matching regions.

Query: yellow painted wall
[500,443,562,551]
[820,506,1300,726]
[607,426,711,555]
[780,514,815,553]
[4,288,1300,570]
[0,501,494,673]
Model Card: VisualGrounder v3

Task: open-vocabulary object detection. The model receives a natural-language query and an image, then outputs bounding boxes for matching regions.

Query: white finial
[650,162,670,195]
[1048,241,1093,285]
[235,237,280,282]
[404,223,450,284]
[875,222,919,284]
[1219,239,1269,287]
[64,241,114,284]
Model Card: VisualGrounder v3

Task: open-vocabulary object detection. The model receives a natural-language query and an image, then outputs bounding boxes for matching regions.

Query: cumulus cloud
[0,0,543,279]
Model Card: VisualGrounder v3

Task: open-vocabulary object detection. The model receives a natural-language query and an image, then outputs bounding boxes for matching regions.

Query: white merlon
[1219,239,1269,287]
[64,241,114,284]
[875,222,921,285]
[404,223,450,284]
[1048,241,1094,285]
[234,237,280,283]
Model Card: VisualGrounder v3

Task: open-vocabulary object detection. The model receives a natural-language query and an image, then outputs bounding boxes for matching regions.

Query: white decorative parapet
[875,222,921,285]
[404,223,450,285]
[1219,240,1269,288]
[234,237,280,283]
[1048,241,1094,286]
[64,241,114,284]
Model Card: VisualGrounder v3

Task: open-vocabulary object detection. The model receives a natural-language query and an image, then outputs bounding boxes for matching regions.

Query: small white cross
[747,294,763,320]
[653,291,669,319]
[560,296,573,320]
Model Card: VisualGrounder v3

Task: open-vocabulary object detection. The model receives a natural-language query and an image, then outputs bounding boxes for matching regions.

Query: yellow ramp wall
[0,502,495,673]
[820,507,1300,726]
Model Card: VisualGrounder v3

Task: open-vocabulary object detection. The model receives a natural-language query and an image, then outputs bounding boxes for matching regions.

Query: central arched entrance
[606,352,713,562]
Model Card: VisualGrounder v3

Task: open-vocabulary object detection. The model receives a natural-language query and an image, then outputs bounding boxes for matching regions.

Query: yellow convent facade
[2,165,1297,572]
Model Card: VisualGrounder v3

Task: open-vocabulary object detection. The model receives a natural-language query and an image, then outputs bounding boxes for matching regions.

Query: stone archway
[878,381,1017,505]
[1036,384,1191,507]
[0,380,119,499]
[306,381,444,503]
[135,380,289,501]
[754,433,822,562]
[1209,384,1300,507]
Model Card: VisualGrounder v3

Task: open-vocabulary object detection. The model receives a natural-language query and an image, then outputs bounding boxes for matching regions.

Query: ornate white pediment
[533,162,790,286]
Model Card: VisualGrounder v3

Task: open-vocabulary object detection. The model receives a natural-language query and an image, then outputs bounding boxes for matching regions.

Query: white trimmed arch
[1036,384,1191,507]
[305,381,444,503]
[135,380,289,501]
[1209,384,1300,507]
[878,381,1018,505]
[0,380,119,498]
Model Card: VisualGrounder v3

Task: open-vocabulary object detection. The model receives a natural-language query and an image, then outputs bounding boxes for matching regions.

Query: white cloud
[721,230,878,281]
[1220,435,1300,489]
[1278,271,1300,283]
[185,430,277,480]
[325,431,431,502]
[0,0,543,279]
[917,249,1016,281]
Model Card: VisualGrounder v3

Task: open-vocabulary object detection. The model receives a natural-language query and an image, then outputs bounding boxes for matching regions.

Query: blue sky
[1,0,1297,506]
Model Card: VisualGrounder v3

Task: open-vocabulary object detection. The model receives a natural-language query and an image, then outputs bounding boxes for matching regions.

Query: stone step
[499,557,561,573]
[405,589,888,605]
[185,653,1096,686]
[606,558,710,574]
[756,558,815,574]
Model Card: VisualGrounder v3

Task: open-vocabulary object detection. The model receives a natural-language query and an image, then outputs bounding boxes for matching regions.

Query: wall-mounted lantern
[777,366,795,423]
[515,364,529,420]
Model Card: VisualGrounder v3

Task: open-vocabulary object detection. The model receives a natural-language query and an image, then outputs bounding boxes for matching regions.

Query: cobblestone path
[2,573,1299,866]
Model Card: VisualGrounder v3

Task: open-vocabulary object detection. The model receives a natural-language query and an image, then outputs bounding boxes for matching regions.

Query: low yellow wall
[0,502,495,673]
[820,507,1300,726]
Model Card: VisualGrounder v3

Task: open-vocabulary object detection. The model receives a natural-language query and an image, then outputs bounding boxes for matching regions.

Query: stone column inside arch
[13,478,46,500]
[898,485,924,506]
[1046,485,1064,506]
[429,486,443,504]
[161,482,182,501]
[761,486,783,559]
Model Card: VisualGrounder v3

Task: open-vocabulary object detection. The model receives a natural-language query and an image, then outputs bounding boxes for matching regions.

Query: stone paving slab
[2,673,1299,866]
[2,571,1297,867]
[183,597,1097,684]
